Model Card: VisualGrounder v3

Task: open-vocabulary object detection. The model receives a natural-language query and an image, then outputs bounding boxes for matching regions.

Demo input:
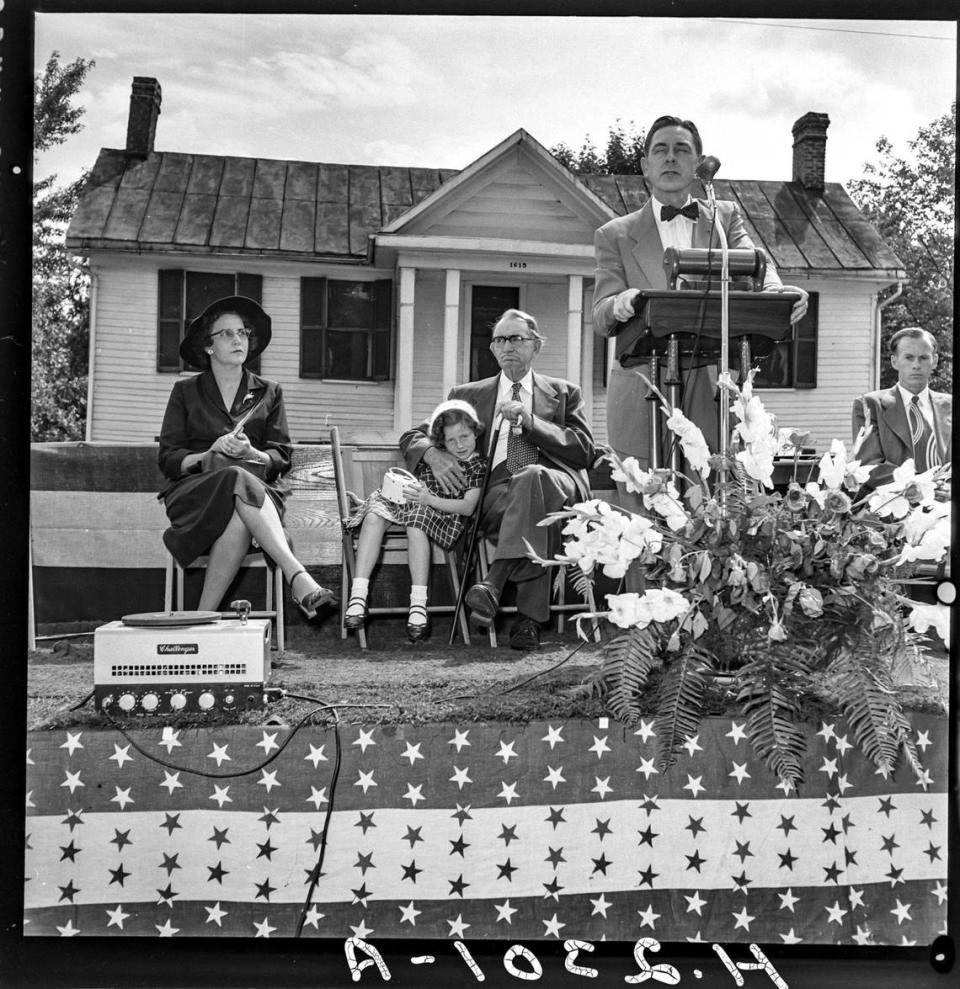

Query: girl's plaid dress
[345,453,486,550]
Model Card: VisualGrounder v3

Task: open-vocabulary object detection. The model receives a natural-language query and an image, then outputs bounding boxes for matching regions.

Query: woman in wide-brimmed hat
[158,296,336,619]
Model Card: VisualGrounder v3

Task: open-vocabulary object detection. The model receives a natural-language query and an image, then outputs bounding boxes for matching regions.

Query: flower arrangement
[531,372,951,788]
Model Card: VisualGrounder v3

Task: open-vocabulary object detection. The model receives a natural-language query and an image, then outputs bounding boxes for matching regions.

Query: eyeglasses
[491,334,535,347]
[211,327,252,341]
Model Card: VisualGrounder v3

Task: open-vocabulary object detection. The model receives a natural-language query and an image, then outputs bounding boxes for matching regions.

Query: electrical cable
[294,707,343,938]
[99,694,387,779]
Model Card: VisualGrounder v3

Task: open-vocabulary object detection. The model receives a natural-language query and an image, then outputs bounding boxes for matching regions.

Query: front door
[469,285,520,381]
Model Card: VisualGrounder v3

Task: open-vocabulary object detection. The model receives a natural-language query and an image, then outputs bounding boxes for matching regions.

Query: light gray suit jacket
[852,386,952,488]
[592,198,781,459]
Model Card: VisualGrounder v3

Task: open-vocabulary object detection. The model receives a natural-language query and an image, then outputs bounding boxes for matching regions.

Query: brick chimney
[125,77,161,158]
[792,112,830,191]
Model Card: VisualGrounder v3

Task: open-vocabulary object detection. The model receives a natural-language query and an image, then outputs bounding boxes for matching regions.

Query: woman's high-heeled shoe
[343,596,368,630]
[290,570,337,620]
[406,604,431,643]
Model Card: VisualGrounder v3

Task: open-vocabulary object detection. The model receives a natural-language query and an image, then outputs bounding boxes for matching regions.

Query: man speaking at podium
[592,115,808,506]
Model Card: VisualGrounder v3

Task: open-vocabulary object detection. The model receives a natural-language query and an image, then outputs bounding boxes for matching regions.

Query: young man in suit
[592,115,808,501]
[853,326,951,488]
[399,309,595,651]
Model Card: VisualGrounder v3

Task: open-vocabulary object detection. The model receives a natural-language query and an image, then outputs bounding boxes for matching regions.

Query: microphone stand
[699,166,729,511]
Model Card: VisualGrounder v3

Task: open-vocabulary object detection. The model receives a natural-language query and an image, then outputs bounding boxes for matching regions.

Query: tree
[552,120,646,175]
[846,104,954,391]
[32,51,95,441]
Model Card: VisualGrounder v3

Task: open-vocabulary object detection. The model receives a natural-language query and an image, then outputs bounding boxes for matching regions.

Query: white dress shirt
[651,194,697,253]
[491,370,534,469]
[896,383,934,428]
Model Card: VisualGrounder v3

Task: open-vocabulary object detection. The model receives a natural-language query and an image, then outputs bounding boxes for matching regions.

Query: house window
[752,291,818,389]
[469,285,520,381]
[300,278,392,380]
[157,270,263,373]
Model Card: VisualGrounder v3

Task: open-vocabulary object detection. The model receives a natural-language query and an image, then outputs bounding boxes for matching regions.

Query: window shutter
[793,291,818,388]
[300,277,327,378]
[157,269,184,372]
[372,278,393,380]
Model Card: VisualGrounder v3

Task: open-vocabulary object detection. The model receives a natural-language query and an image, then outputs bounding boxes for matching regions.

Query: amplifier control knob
[141,693,159,712]
[170,692,187,711]
[224,693,235,705]
[198,692,215,710]
[118,693,136,712]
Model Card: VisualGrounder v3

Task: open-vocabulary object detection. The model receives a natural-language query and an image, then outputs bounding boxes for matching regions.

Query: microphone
[696,155,721,184]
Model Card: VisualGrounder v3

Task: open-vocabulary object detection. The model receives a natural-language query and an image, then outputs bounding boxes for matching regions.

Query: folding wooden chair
[330,426,472,648]
[164,549,285,652]
[472,539,603,647]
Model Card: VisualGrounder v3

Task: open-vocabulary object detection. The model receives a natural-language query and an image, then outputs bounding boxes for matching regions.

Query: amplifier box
[94,618,271,715]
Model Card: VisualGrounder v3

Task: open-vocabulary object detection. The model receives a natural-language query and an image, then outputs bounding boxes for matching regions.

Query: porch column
[566,275,583,385]
[443,269,461,396]
[580,284,594,430]
[394,266,416,431]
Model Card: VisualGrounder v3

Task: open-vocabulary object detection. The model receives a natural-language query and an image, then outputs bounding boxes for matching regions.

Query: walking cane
[448,417,508,645]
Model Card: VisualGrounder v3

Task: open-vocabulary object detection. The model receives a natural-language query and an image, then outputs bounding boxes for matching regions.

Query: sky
[33,13,958,192]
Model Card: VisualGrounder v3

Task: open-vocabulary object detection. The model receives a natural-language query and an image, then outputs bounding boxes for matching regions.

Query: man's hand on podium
[613,288,642,322]
[768,284,810,325]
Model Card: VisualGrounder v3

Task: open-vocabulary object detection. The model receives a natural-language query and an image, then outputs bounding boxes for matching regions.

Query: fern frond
[653,643,712,771]
[599,625,661,726]
[829,632,926,780]
[567,564,594,600]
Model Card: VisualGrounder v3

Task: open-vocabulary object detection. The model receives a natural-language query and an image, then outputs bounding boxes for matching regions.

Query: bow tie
[660,202,699,222]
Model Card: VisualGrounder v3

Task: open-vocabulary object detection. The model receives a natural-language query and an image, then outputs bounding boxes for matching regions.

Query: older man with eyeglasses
[400,309,595,651]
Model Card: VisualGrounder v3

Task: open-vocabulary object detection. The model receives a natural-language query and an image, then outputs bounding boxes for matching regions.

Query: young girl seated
[344,399,487,641]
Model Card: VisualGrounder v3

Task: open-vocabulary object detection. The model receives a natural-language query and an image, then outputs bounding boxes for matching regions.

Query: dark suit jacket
[852,386,952,487]
[158,369,292,495]
[399,372,595,500]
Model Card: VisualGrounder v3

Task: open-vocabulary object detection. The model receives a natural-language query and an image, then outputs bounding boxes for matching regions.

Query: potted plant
[530,372,950,789]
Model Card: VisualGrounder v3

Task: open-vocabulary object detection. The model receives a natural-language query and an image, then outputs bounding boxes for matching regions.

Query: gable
[389,143,611,246]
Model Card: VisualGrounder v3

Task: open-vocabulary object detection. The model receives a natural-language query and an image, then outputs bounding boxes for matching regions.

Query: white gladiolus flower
[664,408,711,477]
[605,588,691,629]
[908,602,950,647]
[868,461,938,519]
[899,501,951,564]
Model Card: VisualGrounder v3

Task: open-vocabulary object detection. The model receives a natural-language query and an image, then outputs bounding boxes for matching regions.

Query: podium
[614,287,801,471]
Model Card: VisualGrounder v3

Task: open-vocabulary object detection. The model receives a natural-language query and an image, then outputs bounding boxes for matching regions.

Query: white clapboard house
[67,77,905,451]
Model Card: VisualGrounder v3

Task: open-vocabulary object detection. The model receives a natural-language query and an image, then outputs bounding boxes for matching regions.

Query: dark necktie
[505,382,539,474]
[908,395,938,473]
[661,202,699,222]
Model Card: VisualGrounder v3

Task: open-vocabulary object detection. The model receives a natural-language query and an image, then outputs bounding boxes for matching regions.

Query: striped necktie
[505,382,539,473]
[907,395,938,473]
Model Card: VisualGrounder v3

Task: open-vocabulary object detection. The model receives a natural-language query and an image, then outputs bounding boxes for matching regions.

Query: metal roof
[67,146,904,275]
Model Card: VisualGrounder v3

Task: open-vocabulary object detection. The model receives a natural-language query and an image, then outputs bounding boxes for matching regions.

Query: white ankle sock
[408,585,428,626]
[347,579,369,615]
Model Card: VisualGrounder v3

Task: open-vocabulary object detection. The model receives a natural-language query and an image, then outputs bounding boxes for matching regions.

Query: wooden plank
[253,158,287,199]
[348,165,382,255]
[186,155,224,195]
[286,161,318,200]
[220,156,256,196]
[314,201,351,254]
[102,187,151,241]
[316,162,349,203]
[380,166,413,205]
[209,195,250,246]
[155,152,193,192]
[174,192,216,246]
[279,198,316,253]
[118,153,160,190]
[245,197,283,250]
[31,443,165,492]
[139,188,184,244]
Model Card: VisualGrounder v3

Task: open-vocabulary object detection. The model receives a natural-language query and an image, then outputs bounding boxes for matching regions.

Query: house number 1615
[509,261,527,269]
